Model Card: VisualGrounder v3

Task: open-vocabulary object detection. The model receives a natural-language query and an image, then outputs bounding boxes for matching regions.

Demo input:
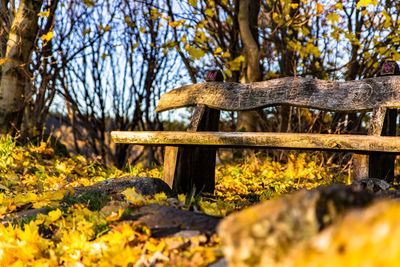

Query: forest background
[1,0,400,265]
[1,0,400,174]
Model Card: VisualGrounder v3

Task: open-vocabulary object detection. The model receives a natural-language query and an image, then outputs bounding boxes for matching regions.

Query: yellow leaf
[226,55,245,71]
[181,35,187,43]
[38,9,50,18]
[178,194,186,203]
[226,16,233,25]
[106,208,124,222]
[41,31,54,42]
[83,29,91,35]
[154,192,167,201]
[169,20,185,28]
[0,58,10,66]
[83,0,95,7]
[272,12,279,23]
[140,27,146,33]
[327,13,339,24]
[222,51,231,58]
[198,21,208,29]
[188,0,197,7]
[99,24,111,32]
[102,54,109,60]
[186,46,205,60]
[214,47,223,54]
[40,190,63,201]
[122,187,146,204]
[47,208,62,223]
[125,16,135,27]
[356,0,378,9]
[205,8,214,17]
[316,3,324,13]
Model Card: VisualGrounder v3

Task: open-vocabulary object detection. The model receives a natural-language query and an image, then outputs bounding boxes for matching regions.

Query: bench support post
[163,105,220,194]
[369,108,397,182]
[353,107,397,182]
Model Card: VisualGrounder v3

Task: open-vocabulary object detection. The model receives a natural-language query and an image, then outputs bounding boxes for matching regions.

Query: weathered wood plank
[155,76,400,113]
[353,107,388,180]
[162,146,179,188]
[161,105,220,194]
[368,108,397,182]
[111,131,400,153]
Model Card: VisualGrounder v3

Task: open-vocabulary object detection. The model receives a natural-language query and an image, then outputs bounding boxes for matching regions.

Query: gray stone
[1,208,49,226]
[207,258,227,267]
[350,178,391,192]
[124,203,221,238]
[73,176,173,197]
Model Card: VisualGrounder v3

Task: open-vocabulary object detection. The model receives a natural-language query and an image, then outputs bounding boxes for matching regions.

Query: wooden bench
[112,73,400,194]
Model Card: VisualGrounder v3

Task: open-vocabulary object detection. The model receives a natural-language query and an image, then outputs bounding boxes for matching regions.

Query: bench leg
[162,105,220,194]
[163,146,179,189]
[368,108,397,182]
[353,108,397,182]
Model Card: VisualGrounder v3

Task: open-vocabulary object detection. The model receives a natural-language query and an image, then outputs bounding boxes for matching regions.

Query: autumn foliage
[0,135,346,266]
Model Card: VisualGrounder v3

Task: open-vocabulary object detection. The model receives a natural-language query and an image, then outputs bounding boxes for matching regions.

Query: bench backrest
[156,76,400,113]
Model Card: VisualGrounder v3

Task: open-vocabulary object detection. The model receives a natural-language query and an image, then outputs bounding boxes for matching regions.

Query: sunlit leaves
[169,20,185,28]
[356,0,378,9]
[124,16,135,28]
[37,9,50,18]
[188,0,198,7]
[82,0,95,8]
[121,187,145,204]
[316,3,324,14]
[0,58,10,66]
[0,221,54,266]
[40,31,54,42]
[185,45,205,60]
[36,209,62,226]
[327,13,339,24]
[0,135,343,265]
[105,208,124,222]
[99,24,111,32]
[225,55,245,71]
[205,8,214,17]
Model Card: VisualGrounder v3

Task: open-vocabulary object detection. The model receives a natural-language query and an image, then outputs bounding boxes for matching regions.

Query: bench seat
[111,131,400,154]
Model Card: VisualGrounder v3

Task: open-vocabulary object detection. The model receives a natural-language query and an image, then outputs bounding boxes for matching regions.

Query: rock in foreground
[124,203,221,237]
[74,176,173,197]
[218,186,375,266]
[284,200,400,266]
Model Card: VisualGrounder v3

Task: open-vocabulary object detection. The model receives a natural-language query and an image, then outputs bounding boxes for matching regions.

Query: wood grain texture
[162,146,178,188]
[368,108,397,182]
[155,76,400,113]
[111,131,400,153]
[353,107,388,180]
[162,105,220,194]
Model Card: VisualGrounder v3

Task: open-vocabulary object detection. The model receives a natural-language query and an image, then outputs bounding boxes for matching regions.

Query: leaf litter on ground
[0,136,345,266]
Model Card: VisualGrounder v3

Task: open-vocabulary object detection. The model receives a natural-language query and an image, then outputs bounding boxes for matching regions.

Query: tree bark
[237,0,264,132]
[0,0,43,134]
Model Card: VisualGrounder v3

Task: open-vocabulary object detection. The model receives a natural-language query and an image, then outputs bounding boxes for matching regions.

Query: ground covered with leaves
[0,136,345,266]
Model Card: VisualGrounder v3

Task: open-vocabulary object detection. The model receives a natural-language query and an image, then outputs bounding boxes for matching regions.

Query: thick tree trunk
[237,0,264,132]
[0,0,42,134]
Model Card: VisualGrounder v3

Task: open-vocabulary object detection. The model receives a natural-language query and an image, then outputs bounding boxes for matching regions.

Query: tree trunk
[0,0,43,134]
[237,0,264,132]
